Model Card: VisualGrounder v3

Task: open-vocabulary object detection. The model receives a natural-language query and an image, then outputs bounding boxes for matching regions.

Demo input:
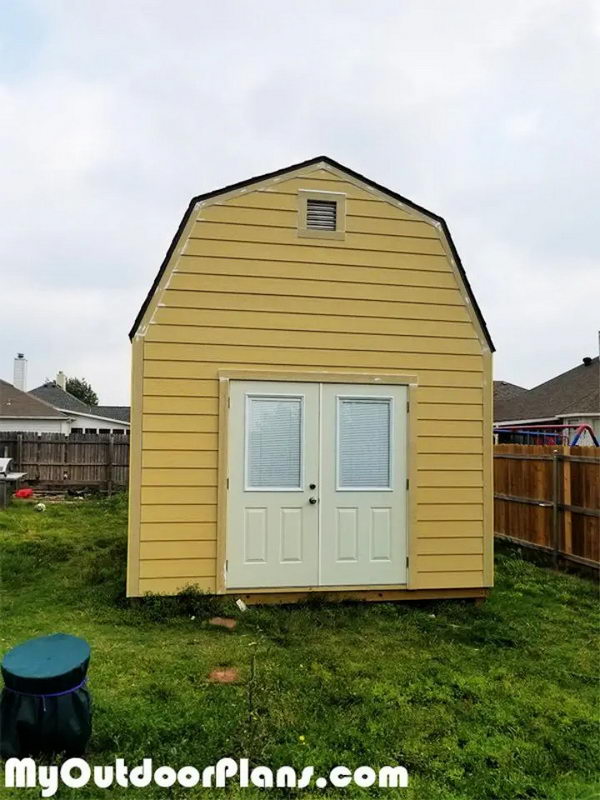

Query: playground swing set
[493,422,599,447]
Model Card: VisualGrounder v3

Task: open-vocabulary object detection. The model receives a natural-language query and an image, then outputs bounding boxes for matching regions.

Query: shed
[126,156,494,602]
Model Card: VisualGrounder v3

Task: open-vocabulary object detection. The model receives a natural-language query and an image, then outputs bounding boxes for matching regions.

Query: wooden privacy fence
[0,432,129,493]
[494,444,600,570]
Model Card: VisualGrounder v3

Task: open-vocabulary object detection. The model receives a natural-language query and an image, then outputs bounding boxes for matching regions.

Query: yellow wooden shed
[126,156,494,603]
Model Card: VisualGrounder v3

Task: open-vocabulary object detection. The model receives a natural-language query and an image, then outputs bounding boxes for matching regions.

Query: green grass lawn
[0,495,598,799]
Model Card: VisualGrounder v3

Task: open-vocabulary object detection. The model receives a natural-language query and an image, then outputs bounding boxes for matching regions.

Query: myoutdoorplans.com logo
[5,757,409,795]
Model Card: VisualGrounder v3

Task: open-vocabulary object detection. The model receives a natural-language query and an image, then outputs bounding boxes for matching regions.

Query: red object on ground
[13,488,33,499]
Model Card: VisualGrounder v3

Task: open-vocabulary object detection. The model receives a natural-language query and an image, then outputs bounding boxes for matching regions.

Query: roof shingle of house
[494,357,599,422]
[94,406,130,423]
[30,382,130,424]
[30,382,90,413]
[0,379,69,419]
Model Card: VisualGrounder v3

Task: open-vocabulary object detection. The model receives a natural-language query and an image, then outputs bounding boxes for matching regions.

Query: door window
[245,396,303,490]
[337,397,392,490]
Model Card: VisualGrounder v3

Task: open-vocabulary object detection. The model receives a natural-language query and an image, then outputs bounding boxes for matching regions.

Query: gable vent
[306,199,337,231]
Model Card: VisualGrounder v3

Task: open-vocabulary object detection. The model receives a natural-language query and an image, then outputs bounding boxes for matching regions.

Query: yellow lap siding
[169,272,463,306]
[416,554,483,573]
[419,438,483,454]
[183,239,448,271]
[163,289,472,322]
[140,522,216,541]
[139,559,216,579]
[143,360,485,387]
[145,343,482,373]
[417,538,483,555]
[142,415,218,433]
[143,378,218,397]
[141,487,216,505]
[146,325,482,356]
[141,468,217,486]
[142,450,217,468]
[418,505,483,521]
[223,191,422,221]
[419,454,483,469]
[417,488,483,504]
[199,203,436,238]
[418,471,483,487]
[421,387,483,404]
[419,521,483,537]
[415,572,484,590]
[419,403,483,420]
[154,308,477,341]
[177,256,458,288]
[141,505,216,523]
[417,420,482,437]
[143,397,219,414]
[140,540,216,560]
[143,432,217,450]
[189,220,447,256]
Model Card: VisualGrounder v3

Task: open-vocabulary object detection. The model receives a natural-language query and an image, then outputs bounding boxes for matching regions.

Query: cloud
[0,0,598,401]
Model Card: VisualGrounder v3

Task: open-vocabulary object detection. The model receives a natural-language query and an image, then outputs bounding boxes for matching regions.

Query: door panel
[320,384,408,586]
[226,381,319,588]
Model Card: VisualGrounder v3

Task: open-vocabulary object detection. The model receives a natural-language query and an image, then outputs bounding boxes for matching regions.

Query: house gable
[129,156,493,353]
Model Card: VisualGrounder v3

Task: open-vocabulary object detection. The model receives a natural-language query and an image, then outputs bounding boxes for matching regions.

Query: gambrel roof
[129,155,494,351]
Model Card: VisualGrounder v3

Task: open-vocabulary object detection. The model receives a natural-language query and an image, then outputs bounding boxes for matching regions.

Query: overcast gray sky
[1,0,598,404]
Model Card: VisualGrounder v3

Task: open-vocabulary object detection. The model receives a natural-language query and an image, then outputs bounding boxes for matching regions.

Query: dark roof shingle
[494,357,599,422]
[30,382,89,413]
[30,383,130,424]
[95,406,130,423]
[0,380,69,419]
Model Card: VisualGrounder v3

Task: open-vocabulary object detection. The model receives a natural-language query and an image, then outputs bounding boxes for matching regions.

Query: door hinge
[406,556,410,568]
[226,477,229,489]
[406,400,410,413]
[406,478,410,490]
[227,396,231,409]
[225,560,228,573]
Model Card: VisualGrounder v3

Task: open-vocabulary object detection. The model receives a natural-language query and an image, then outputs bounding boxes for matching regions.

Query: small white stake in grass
[236,599,248,613]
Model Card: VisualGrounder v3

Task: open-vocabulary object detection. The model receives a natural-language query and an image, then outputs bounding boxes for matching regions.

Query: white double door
[226,381,407,589]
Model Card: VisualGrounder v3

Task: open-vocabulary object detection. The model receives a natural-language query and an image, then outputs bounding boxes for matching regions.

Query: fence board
[0,432,129,492]
[494,444,599,570]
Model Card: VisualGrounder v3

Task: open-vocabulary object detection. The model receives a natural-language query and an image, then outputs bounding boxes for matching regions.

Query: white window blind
[246,397,302,489]
[338,398,391,488]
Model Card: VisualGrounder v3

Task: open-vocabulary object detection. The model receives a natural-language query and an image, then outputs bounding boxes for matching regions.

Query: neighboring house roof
[94,406,130,423]
[129,155,494,351]
[0,379,68,419]
[493,381,529,422]
[30,382,89,413]
[30,382,131,426]
[494,357,600,423]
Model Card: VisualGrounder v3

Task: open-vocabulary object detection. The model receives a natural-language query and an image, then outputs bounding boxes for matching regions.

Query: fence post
[107,434,114,496]
[551,449,559,566]
[562,445,573,557]
[16,433,23,472]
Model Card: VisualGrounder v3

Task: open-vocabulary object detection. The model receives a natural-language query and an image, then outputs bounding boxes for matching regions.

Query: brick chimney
[13,354,27,392]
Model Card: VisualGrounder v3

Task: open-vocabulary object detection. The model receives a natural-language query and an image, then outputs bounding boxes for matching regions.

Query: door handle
[309,497,318,505]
